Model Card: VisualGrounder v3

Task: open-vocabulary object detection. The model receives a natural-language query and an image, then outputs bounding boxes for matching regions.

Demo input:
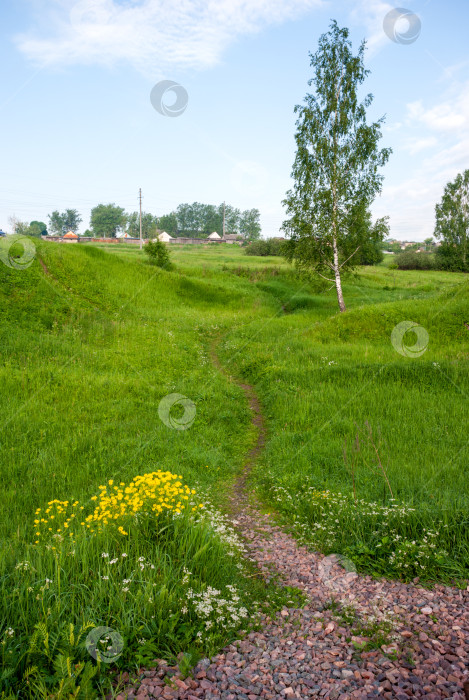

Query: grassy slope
[79,243,469,541]
[1,240,468,694]
[0,240,293,695]
[212,249,469,579]
[224,275,468,507]
[2,241,468,559]
[0,242,261,544]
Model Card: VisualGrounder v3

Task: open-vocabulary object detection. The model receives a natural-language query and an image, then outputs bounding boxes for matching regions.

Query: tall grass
[0,241,293,696]
[1,240,468,695]
[217,257,469,584]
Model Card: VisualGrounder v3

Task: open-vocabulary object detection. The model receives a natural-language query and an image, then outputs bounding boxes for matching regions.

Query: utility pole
[223,201,226,239]
[139,188,143,250]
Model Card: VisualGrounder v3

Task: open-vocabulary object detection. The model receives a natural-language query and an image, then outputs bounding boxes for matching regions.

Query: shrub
[435,243,469,272]
[395,250,434,270]
[144,239,172,269]
[245,239,285,256]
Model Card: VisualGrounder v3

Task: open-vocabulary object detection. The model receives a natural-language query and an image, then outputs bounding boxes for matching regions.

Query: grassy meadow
[1,238,468,696]
[216,254,469,582]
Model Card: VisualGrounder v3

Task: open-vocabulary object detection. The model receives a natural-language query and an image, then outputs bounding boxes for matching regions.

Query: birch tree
[282,21,391,312]
[434,169,469,269]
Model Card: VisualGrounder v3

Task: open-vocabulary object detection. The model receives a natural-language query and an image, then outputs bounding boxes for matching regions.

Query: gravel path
[116,354,469,700]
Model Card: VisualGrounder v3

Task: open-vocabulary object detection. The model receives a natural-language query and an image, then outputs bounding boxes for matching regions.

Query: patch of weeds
[354,615,397,652]
[263,582,309,611]
[403,650,416,668]
[352,639,367,652]
[134,639,161,667]
[322,598,340,613]
[178,651,200,679]
[328,600,400,653]
[336,603,358,627]
[386,648,399,662]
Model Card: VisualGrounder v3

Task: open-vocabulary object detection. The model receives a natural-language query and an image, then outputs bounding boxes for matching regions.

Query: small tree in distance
[157,213,178,235]
[48,210,82,235]
[239,209,262,240]
[144,239,172,269]
[434,169,469,271]
[127,211,157,239]
[7,217,47,237]
[282,21,392,312]
[8,216,29,235]
[29,221,48,236]
[90,204,126,238]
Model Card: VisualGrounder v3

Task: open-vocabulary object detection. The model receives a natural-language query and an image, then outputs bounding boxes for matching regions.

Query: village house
[116,231,139,240]
[62,231,79,242]
[167,233,244,245]
[222,234,243,245]
[158,232,175,242]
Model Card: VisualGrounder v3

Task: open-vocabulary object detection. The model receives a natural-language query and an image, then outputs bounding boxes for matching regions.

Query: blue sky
[1,0,468,240]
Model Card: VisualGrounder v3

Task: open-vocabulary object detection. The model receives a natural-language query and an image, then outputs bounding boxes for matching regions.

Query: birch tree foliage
[282,21,391,311]
[434,169,469,268]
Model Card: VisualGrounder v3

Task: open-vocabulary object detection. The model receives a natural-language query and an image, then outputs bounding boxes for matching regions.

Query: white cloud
[422,138,469,178]
[405,83,469,173]
[348,0,394,57]
[16,0,324,74]
[373,85,469,240]
[383,121,403,132]
[407,99,467,132]
[404,136,438,155]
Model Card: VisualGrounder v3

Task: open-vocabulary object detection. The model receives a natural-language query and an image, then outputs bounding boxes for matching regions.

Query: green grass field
[1,238,468,696]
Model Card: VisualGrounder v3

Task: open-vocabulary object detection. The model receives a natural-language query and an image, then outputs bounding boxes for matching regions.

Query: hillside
[1,240,468,697]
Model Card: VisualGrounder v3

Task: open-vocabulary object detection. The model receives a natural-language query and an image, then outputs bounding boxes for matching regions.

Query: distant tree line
[246,229,385,264]
[12,202,262,241]
[158,203,261,239]
[390,169,469,272]
[8,217,50,237]
[8,210,83,238]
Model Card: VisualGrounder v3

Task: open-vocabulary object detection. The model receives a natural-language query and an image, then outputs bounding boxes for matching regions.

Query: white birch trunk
[333,235,346,312]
